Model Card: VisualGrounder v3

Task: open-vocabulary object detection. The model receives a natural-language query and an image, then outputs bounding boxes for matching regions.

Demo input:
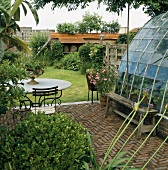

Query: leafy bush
[0,112,91,170]
[55,52,81,71]
[78,43,94,74]
[89,44,105,69]
[116,32,137,44]
[29,32,50,56]
[0,60,27,111]
[3,50,22,62]
[78,43,94,63]
[56,22,76,34]
[78,43,105,74]
[51,40,64,61]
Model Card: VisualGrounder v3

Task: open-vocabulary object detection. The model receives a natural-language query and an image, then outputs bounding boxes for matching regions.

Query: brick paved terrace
[55,103,168,170]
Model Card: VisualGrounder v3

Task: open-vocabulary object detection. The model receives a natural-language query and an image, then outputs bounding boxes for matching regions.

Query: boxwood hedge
[0,112,91,170]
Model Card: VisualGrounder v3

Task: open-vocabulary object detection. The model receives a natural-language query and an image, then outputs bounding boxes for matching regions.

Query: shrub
[58,52,81,71]
[116,32,137,44]
[29,32,50,56]
[51,40,64,61]
[78,43,94,74]
[89,44,105,69]
[78,43,94,63]
[0,112,91,170]
[3,50,22,62]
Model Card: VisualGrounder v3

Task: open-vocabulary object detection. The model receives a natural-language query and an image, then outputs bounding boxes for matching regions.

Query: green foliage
[86,66,116,96]
[0,0,39,60]
[79,43,104,74]
[143,0,168,17]
[3,50,22,62]
[89,44,105,69]
[14,55,46,79]
[51,40,64,61]
[78,43,94,63]
[33,0,168,17]
[56,52,81,71]
[0,60,27,111]
[29,32,50,56]
[101,21,120,33]
[80,61,92,75]
[56,12,120,33]
[116,32,137,44]
[75,21,88,33]
[0,112,91,169]
[81,12,102,33]
[56,22,76,34]
[78,43,94,74]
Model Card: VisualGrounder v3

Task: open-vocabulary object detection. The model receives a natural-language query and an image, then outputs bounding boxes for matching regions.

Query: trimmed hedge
[0,112,91,170]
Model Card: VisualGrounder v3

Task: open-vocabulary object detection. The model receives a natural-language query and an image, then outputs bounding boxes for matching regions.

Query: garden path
[39,102,168,169]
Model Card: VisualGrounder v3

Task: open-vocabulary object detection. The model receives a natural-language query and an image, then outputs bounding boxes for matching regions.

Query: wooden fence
[104,44,127,68]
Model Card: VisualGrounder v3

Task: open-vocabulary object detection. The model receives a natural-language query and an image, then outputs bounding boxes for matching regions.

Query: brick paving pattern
[56,103,168,170]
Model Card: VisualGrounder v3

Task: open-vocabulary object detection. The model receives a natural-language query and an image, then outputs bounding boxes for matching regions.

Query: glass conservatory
[116,11,168,118]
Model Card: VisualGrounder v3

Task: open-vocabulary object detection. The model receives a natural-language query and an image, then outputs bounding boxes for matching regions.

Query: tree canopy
[32,0,168,17]
[56,12,120,34]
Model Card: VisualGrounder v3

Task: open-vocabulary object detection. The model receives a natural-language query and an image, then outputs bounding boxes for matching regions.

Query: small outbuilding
[50,33,119,53]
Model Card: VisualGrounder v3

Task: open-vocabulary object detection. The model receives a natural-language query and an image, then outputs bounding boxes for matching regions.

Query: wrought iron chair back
[20,86,62,113]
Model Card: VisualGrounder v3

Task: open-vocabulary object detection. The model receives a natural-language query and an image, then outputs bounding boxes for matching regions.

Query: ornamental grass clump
[0,112,91,170]
[86,66,116,97]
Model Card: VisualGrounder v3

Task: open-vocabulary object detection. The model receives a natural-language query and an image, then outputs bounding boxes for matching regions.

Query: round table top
[21,78,72,93]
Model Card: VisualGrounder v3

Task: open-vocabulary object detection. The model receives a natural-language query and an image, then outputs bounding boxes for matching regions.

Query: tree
[29,32,50,56]
[33,0,168,17]
[101,21,120,33]
[0,0,39,61]
[56,12,120,34]
[81,12,102,33]
[56,22,76,34]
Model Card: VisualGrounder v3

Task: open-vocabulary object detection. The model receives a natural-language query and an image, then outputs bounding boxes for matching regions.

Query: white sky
[18,2,151,31]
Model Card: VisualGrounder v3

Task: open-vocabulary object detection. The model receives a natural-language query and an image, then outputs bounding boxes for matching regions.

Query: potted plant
[86,66,116,106]
[15,55,46,84]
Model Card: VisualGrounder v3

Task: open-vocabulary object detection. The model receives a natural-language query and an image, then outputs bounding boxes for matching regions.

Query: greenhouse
[116,11,168,137]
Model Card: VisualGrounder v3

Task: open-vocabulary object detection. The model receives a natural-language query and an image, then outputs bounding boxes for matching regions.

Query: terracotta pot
[100,96,107,107]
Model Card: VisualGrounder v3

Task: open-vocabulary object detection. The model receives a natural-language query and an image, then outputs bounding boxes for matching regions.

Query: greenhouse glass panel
[129,62,137,74]
[162,20,168,27]
[135,28,150,39]
[145,65,157,79]
[122,50,134,61]
[129,39,141,51]
[141,52,154,64]
[153,28,167,38]
[135,63,146,76]
[150,53,164,65]
[143,15,161,28]
[137,39,150,51]
[118,60,127,72]
[156,38,168,54]
[156,66,168,81]
[131,51,143,62]
[117,11,168,118]
[145,28,158,38]
[145,39,161,52]
[153,14,168,28]
[153,80,165,91]
[160,54,168,67]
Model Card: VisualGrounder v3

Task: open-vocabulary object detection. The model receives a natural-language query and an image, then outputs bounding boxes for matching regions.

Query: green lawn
[40,67,99,103]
